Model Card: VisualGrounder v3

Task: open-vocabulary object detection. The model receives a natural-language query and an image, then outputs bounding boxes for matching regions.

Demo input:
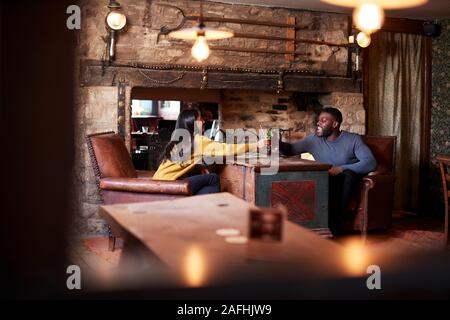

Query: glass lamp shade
[191,35,210,62]
[353,3,384,34]
[169,25,234,40]
[106,11,127,31]
[356,32,371,47]
[320,0,428,10]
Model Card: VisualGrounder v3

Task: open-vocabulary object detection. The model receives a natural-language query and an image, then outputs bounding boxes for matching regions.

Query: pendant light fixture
[353,2,384,34]
[321,0,428,35]
[168,0,234,62]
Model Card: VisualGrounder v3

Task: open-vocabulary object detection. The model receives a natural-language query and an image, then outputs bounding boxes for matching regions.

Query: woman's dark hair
[159,109,200,164]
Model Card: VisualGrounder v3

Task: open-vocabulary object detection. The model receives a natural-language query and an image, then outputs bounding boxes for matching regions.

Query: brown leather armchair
[86,132,192,250]
[340,135,396,236]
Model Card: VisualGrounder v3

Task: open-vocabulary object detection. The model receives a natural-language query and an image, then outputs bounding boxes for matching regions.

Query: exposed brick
[74,0,364,235]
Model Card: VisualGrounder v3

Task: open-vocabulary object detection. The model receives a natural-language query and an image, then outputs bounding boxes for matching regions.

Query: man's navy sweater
[280,131,377,175]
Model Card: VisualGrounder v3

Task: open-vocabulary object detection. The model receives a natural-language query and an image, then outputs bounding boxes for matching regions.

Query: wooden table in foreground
[217,156,331,233]
[98,193,348,287]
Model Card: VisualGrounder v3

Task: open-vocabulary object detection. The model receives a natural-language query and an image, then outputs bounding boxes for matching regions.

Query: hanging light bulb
[353,3,384,34]
[320,0,428,33]
[321,0,428,9]
[191,32,210,62]
[356,31,371,47]
[168,0,233,62]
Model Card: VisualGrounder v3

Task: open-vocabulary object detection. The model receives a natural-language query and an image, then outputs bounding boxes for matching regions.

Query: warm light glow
[183,246,206,287]
[169,26,234,40]
[320,0,428,10]
[348,35,355,44]
[342,238,369,276]
[322,0,427,34]
[356,31,371,47]
[106,11,127,30]
[191,35,210,62]
[353,3,384,34]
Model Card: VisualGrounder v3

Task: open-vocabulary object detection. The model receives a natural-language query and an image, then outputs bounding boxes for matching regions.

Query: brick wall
[74,0,363,235]
[221,90,364,140]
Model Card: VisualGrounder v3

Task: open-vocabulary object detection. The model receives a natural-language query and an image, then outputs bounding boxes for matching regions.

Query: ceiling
[209,0,450,20]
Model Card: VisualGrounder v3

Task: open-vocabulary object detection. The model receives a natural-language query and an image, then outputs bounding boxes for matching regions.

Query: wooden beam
[380,17,425,35]
[286,17,296,62]
[80,60,361,93]
[283,75,360,93]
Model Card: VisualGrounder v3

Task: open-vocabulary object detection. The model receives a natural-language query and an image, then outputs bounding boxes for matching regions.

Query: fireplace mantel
[80,59,361,94]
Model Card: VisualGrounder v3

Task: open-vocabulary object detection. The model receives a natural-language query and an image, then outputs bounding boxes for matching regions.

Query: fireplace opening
[128,87,364,170]
[130,87,221,170]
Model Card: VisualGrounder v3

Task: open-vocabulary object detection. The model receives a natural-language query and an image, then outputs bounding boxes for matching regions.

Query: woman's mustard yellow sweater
[153,134,257,180]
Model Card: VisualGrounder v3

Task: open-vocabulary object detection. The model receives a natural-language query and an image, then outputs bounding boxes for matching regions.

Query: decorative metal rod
[199,15,310,29]
[209,45,311,56]
[156,4,348,49]
[233,32,349,47]
[157,3,310,38]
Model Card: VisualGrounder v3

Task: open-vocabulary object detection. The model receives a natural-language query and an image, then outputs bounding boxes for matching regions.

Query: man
[280,107,377,234]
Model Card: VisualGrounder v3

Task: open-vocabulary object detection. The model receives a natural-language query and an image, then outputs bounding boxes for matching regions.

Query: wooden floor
[69,211,445,274]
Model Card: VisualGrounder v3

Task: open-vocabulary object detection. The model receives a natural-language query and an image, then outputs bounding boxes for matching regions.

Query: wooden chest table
[216,156,331,233]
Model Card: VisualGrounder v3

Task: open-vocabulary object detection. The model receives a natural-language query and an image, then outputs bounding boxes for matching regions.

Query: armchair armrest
[358,173,395,233]
[100,177,192,195]
[362,174,395,191]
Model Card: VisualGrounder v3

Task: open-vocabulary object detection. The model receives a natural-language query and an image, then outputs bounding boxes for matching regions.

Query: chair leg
[107,225,116,252]
[360,206,368,240]
[108,235,117,252]
[361,222,368,244]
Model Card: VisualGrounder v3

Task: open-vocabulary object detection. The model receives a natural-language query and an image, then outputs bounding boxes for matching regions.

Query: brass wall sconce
[348,30,371,77]
[348,31,371,48]
[104,0,127,63]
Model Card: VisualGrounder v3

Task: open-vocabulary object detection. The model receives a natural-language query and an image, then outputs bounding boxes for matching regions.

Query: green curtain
[367,31,429,211]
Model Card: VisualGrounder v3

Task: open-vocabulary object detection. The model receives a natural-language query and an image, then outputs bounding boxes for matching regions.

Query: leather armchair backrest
[362,135,396,175]
[87,132,137,179]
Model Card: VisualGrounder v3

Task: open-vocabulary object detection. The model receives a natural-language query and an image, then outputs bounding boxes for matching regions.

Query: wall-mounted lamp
[349,31,371,48]
[168,0,233,62]
[348,31,372,75]
[321,0,428,34]
[105,0,127,62]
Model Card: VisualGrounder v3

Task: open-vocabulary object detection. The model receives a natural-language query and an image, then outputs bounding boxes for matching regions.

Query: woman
[153,109,260,195]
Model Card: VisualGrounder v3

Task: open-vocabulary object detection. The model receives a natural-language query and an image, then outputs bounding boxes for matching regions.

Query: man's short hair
[321,106,343,124]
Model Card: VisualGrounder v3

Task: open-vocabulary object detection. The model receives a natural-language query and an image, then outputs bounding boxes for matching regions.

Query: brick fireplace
[220,90,364,140]
[75,0,364,235]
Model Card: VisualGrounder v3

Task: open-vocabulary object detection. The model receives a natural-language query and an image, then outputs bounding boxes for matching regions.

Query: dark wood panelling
[380,17,426,35]
[80,60,362,93]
